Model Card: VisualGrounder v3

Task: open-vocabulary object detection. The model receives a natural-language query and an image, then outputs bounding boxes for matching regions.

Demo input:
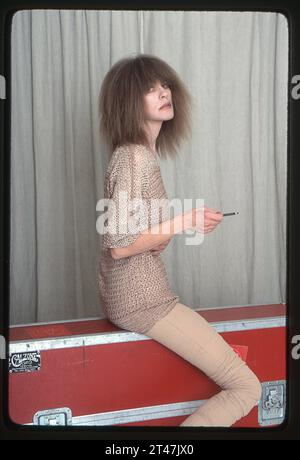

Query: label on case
[9,351,41,373]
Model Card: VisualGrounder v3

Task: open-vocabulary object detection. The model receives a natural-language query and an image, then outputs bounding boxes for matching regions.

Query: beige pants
[145,302,262,427]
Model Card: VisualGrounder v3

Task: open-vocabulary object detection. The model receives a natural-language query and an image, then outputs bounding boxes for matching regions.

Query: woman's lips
[160,104,172,110]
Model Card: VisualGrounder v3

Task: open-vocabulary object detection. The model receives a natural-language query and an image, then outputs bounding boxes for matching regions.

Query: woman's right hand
[191,206,223,234]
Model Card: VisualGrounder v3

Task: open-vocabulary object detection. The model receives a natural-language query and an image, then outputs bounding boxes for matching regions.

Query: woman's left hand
[150,238,172,256]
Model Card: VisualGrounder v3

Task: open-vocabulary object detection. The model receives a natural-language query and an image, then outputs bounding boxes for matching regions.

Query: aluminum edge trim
[9,316,286,353]
[25,397,263,426]
[25,399,207,426]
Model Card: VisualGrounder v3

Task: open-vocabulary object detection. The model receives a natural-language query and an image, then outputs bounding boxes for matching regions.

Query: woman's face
[143,80,174,123]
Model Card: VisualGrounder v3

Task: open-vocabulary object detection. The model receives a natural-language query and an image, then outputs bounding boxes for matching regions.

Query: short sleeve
[102,145,150,249]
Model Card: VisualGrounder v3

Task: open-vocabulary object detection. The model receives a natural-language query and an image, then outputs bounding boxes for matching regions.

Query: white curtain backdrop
[10,10,288,324]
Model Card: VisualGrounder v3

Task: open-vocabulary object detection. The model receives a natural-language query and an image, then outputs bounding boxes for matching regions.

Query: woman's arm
[111,211,194,260]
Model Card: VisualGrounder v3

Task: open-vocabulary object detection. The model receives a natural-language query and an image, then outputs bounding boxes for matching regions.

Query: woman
[97,53,261,427]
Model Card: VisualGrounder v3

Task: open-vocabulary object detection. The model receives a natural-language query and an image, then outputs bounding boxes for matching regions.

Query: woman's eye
[146,82,169,92]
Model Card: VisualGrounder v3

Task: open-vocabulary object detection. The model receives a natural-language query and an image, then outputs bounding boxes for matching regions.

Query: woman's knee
[228,372,262,419]
[227,362,262,410]
[232,358,262,402]
[234,370,262,416]
[246,373,262,404]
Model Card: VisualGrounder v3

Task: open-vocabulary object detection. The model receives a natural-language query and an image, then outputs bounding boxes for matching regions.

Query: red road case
[8,303,286,428]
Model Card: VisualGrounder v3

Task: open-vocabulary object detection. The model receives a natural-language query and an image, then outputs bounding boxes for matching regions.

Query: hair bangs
[133,56,174,93]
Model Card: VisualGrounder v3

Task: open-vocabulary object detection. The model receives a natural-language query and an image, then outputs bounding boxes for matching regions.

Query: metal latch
[33,408,72,426]
[258,380,286,426]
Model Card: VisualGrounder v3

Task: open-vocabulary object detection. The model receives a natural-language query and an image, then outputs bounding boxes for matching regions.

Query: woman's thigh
[145,302,246,382]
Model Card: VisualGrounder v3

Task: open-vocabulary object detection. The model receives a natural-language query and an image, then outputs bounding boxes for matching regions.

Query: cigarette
[223,212,239,216]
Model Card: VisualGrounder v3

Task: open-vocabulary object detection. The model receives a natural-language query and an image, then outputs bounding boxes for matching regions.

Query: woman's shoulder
[111,143,151,168]
[114,142,150,157]
[106,143,150,179]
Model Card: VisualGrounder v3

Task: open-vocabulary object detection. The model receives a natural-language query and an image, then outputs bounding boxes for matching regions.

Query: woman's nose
[159,86,168,97]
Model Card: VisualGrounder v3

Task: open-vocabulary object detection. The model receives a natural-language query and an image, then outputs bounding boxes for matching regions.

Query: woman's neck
[148,145,157,156]
[144,121,162,156]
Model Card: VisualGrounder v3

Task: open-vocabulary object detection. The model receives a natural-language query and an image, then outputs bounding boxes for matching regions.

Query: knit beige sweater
[98,143,179,334]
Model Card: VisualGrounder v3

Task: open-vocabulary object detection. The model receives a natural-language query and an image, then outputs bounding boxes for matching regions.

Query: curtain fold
[10,10,288,324]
